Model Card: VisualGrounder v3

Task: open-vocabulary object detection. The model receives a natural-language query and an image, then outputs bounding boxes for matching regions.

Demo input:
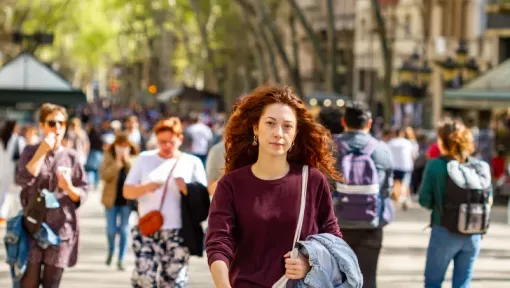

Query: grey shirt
[206,140,225,183]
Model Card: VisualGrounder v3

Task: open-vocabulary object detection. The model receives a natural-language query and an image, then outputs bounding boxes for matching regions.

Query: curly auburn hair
[437,118,475,162]
[224,85,342,181]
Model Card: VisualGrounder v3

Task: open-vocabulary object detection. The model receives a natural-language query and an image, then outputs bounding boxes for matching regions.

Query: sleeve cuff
[207,253,230,268]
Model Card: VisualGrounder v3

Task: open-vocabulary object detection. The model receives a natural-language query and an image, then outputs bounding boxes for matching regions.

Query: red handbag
[138,158,180,236]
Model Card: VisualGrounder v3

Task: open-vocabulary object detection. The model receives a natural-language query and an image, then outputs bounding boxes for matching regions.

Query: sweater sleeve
[316,172,342,238]
[419,161,435,210]
[205,178,236,268]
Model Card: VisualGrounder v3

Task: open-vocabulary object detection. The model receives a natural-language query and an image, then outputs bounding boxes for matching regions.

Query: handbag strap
[291,165,309,254]
[159,156,181,211]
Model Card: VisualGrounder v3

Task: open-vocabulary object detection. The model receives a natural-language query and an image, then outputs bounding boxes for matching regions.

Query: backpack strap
[336,137,379,156]
[361,138,379,155]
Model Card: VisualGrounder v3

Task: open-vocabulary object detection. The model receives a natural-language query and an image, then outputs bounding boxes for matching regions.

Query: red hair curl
[224,84,342,181]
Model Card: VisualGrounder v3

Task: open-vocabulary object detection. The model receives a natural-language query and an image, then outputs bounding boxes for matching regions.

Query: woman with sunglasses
[16,103,88,287]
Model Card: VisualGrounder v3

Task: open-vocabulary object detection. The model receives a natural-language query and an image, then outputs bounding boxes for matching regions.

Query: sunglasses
[46,120,67,128]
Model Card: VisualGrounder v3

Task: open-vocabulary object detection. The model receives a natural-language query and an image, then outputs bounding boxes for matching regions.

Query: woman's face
[115,142,130,155]
[157,131,183,158]
[40,111,67,147]
[254,103,297,158]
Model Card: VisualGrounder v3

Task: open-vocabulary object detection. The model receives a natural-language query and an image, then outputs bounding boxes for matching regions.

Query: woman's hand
[57,171,73,191]
[175,177,187,195]
[284,251,311,280]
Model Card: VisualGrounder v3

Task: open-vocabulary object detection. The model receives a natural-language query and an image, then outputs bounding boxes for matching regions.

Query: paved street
[1,190,510,287]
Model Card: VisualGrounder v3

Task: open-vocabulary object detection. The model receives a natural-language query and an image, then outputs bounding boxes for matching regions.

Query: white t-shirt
[128,130,143,147]
[124,150,207,230]
[388,137,415,172]
[186,123,213,155]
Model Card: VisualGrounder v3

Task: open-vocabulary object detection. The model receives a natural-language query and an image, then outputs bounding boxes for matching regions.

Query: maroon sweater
[206,164,342,287]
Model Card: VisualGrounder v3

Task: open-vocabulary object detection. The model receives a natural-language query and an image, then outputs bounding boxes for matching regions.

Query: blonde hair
[437,118,475,162]
[153,117,183,136]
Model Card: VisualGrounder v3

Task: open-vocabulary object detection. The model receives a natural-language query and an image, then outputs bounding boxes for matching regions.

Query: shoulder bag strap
[290,165,309,258]
[159,156,181,211]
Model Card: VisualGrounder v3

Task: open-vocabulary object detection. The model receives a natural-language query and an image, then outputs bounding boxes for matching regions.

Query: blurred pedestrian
[66,117,90,165]
[419,118,492,288]
[125,116,145,152]
[186,112,213,166]
[124,118,208,288]
[100,132,138,271]
[205,138,225,196]
[84,124,104,190]
[16,103,88,287]
[388,128,416,210]
[0,120,20,224]
[335,102,394,288]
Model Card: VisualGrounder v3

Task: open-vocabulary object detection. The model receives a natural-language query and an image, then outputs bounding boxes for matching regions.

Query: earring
[252,135,258,146]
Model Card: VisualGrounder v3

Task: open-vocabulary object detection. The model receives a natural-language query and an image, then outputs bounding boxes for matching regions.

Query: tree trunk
[325,0,338,93]
[189,0,219,92]
[371,0,393,126]
[243,15,268,83]
[288,0,325,71]
[256,0,303,97]
[290,15,302,95]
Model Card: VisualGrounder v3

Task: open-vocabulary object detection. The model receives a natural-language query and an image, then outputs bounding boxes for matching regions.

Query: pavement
[1,189,510,287]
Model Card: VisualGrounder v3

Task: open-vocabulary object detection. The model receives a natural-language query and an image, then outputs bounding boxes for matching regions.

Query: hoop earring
[252,135,258,146]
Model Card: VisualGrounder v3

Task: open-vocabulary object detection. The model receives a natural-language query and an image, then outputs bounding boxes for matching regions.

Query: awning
[443,58,510,109]
[0,53,86,108]
[0,89,86,108]
[157,84,224,111]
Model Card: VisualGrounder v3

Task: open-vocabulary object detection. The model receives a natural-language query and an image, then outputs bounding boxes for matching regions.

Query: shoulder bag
[272,165,309,288]
[138,157,180,237]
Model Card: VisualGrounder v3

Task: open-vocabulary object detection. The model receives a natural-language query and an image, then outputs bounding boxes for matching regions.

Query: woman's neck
[252,153,289,180]
[158,150,181,159]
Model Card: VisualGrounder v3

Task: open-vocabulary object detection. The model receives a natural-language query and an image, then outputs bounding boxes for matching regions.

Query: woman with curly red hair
[205,85,344,287]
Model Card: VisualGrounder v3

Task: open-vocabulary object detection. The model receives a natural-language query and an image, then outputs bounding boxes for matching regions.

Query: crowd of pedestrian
[1,84,509,288]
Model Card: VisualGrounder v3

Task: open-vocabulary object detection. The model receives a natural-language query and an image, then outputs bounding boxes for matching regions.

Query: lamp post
[393,50,433,128]
[441,40,480,89]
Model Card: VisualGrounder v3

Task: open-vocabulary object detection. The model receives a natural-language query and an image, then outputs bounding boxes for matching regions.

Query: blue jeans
[105,206,131,261]
[424,226,481,288]
[87,170,99,189]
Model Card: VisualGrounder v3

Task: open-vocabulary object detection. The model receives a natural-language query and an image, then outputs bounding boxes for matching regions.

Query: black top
[115,167,128,206]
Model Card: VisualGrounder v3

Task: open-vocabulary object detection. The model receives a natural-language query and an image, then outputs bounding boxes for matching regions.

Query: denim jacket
[4,212,60,287]
[294,234,363,288]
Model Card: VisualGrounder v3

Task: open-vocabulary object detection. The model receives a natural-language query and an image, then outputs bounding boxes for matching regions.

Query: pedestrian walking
[0,120,20,224]
[16,103,88,287]
[206,85,360,287]
[419,118,492,288]
[334,102,394,288]
[99,132,138,271]
[65,118,90,166]
[388,127,416,210]
[205,138,225,196]
[123,117,209,288]
[185,112,213,167]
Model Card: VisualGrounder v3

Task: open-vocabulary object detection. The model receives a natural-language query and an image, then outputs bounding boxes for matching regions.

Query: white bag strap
[290,165,308,256]
[272,165,309,288]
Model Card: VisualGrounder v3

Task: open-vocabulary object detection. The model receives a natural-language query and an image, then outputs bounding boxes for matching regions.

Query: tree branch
[287,0,325,70]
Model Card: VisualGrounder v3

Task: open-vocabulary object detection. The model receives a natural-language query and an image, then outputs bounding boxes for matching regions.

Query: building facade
[292,0,356,97]
[353,0,490,127]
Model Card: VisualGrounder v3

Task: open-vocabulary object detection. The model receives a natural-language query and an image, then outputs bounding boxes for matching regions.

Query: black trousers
[342,228,383,288]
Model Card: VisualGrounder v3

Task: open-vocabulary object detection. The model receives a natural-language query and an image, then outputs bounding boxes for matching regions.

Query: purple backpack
[335,138,382,229]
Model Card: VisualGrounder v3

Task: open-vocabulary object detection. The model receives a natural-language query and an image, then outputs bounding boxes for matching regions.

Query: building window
[404,14,412,37]
[360,19,366,40]
[359,69,366,92]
